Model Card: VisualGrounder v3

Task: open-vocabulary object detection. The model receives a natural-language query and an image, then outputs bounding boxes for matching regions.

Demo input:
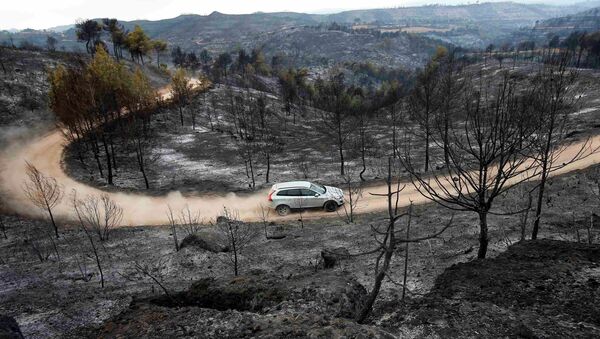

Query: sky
[0,0,579,31]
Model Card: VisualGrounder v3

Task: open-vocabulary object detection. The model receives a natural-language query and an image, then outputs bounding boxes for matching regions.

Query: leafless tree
[296,153,312,179]
[64,233,93,282]
[354,110,377,181]
[166,205,179,252]
[515,186,533,243]
[76,193,122,241]
[353,158,453,323]
[435,50,465,167]
[297,196,306,229]
[216,207,259,276]
[23,220,57,262]
[408,60,441,172]
[530,53,590,240]
[257,204,286,240]
[402,73,540,259]
[179,205,201,236]
[583,167,600,244]
[339,172,363,224]
[315,73,354,175]
[23,162,63,238]
[257,204,272,239]
[133,257,175,302]
[71,190,107,288]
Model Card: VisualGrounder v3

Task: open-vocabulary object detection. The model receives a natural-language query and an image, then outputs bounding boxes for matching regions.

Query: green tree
[126,25,151,64]
[170,68,192,127]
[76,19,103,55]
[103,18,126,60]
[152,40,168,67]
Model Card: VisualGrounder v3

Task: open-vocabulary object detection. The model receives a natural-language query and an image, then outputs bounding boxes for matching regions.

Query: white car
[268,181,344,216]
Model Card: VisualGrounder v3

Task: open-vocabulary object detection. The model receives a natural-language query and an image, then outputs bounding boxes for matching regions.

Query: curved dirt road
[1,81,599,225]
[2,128,600,226]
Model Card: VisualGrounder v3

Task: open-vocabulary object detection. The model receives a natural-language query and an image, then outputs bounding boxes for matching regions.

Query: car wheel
[276,205,291,216]
[324,201,337,212]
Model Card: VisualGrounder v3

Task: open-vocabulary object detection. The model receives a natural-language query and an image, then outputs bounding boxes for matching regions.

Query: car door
[276,189,293,208]
[288,189,305,208]
[301,189,321,208]
[277,189,303,208]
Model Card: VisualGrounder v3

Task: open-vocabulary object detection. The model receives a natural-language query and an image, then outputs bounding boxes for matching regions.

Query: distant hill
[329,2,591,26]
[47,24,74,33]
[257,26,442,68]
[504,6,600,46]
[534,7,600,33]
[3,1,600,66]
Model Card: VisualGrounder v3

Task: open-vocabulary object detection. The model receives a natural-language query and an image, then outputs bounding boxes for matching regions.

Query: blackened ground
[380,240,600,338]
[62,61,600,197]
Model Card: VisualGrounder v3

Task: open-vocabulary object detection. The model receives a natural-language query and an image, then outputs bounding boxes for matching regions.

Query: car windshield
[310,183,326,194]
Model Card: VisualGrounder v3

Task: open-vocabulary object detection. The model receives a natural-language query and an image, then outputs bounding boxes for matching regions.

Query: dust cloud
[2,125,600,227]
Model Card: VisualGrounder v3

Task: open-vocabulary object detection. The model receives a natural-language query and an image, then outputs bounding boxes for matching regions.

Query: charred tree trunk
[265,153,271,183]
[101,133,113,185]
[47,206,59,239]
[337,114,345,176]
[136,141,150,189]
[248,150,255,189]
[179,106,184,127]
[477,210,489,259]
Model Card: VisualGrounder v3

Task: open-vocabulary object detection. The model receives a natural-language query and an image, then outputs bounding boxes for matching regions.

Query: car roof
[272,181,312,190]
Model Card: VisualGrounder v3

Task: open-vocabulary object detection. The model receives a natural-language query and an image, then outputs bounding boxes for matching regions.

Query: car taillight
[268,191,274,201]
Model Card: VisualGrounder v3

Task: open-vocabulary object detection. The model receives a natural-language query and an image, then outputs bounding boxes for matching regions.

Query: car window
[310,183,326,194]
[288,189,302,196]
[277,190,291,196]
[277,189,302,196]
[301,189,316,196]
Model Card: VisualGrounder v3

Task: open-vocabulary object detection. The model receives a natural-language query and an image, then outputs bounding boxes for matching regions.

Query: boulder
[321,247,350,268]
[179,233,228,253]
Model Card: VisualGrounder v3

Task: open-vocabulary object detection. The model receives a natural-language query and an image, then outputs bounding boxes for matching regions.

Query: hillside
[4,1,600,57]
[329,1,598,26]
[534,7,600,35]
[257,27,440,68]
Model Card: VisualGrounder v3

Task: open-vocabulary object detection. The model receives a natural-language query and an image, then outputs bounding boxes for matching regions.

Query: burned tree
[23,162,63,238]
[71,191,107,288]
[314,73,355,176]
[179,205,201,236]
[435,49,465,167]
[530,53,587,240]
[354,158,453,323]
[408,55,441,172]
[216,208,258,276]
[166,206,180,252]
[403,72,540,259]
[76,193,123,242]
[340,171,363,224]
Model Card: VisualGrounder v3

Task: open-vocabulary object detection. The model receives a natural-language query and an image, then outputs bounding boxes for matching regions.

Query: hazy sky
[1,0,573,30]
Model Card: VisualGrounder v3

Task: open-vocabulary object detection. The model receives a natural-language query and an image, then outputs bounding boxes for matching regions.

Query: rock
[215,216,229,224]
[0,315,24,339]
[266,234,286,240]
[179,233,228,253]
[321,247,350,268]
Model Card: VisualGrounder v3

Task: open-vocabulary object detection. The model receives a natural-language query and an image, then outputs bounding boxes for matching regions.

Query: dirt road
[1,82,599,225]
